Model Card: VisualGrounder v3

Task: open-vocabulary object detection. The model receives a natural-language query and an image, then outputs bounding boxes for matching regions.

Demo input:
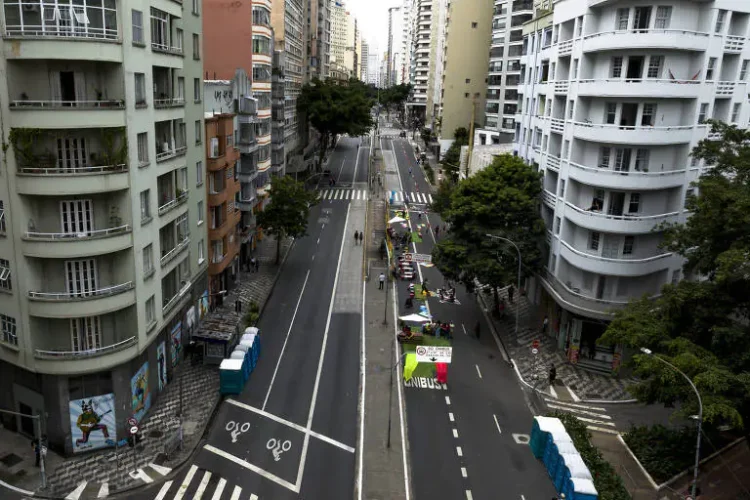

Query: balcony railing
[28,281,134,301]
[542,189,556,206]
[565,201,680,224]
[542,269,633,309]
[162,280,191,313]
[160,236,190,267]
[156,146,188,162]
[154,97,186,109]
[568,160,687,178]
[560,240,673,265]
[35,336,136,360]
[4,24,118,41]
[151,42,184,56]
[18,163,127,175]
[724,35,745,53]
[158,191,189,215]
[10,99,125,109]
[25,224,131,240]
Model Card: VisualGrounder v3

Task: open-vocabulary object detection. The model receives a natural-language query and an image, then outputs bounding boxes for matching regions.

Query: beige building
[438,0,494,147]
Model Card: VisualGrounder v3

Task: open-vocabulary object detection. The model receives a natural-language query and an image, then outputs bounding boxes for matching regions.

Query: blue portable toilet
[563,477,598,500]
[543,428,572,467]
[240,337,258,371]
[230,349,251,380]
[555,453,592,492]
[219,358,245,395]
[243,327,262,359]
[530,416,566,459]
[547,441,578,479]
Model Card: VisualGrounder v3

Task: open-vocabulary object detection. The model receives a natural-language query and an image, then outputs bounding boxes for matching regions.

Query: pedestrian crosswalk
[152,464,259,500]
[389,191,433,204]
[543,398,618,435]
[317,188,370,201]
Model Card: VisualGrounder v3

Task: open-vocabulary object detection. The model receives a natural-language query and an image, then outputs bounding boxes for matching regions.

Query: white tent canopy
[399,313,432,323]
[388,216,407,224]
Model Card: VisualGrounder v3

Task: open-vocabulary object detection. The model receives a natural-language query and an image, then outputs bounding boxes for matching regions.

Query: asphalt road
[384,132,558,500]
[128,137,364,500]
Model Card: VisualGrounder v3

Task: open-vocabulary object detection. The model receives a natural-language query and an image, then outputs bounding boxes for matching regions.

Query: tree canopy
[431,154,546,307]
[441,127,470,182]
[257,176,320,263]
[600,121,750,429]
[297,77,374,171]
[379,83,412,122]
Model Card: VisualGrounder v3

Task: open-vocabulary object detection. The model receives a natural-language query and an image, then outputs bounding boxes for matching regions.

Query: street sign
[532,339,539,349]
[531,348,539,355]
[127,417,138,427]
[415,345,453,364]
[403,253,432,264]
[129,425,139,436]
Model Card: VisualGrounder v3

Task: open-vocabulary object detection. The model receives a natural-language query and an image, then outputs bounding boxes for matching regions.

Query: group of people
[353,230,365,245]
[398,319,454,340]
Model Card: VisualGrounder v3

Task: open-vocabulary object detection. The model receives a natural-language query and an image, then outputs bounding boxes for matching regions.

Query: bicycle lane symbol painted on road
[225,420,251,443]
[266,438,292,461]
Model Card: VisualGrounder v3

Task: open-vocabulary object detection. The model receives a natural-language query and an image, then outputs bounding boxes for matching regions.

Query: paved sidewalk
[0,237,293,499]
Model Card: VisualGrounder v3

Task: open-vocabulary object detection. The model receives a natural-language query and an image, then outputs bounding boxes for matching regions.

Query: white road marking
[296,202,352,490]
[461,467,467,478]
[229,485,242,500]
[587,426,620,435]
[466,491,474,500]
[521,496,526,500]
[543,399,606,411]
[154,481,173,500]
[211,478,227,500]
[226,399,355,453]
[263,269,312,410]
[452,429,459,438]
[428,194,434,203]
[461,323,467,335]
[128,469,153,483]
[337,158,346,181]
[148,463,171,476]
[317,237,320,244]
[445,396,451,405]
[493,414,502,435]
[475,365,482,379]
[549,384,558,398]
[571,416,616,427]
[448,412,455,422]
[96,482,108,498]
[357,279,367,500]
[193,471,212,500]
[546,403,612,419]
[204,444,299,493]
[173,464,198,500]
[456,446,463,457]
[65,482,87,500]
[250,495,259,500]
[567,385,582,402]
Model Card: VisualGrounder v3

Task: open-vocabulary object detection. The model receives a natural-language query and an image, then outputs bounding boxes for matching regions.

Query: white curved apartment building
[253,0,273,199]
[515,0,750,373]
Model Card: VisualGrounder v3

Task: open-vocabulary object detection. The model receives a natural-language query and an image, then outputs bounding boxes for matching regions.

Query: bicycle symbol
[266,438,292,462]
[225,421,250,443]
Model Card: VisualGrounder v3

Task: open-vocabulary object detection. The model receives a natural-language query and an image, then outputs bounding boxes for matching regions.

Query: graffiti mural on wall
[69,393,116,453]
[157,341,167,391]
[171,321,182,368]
[131,361,152,422]
[199,290,209,321]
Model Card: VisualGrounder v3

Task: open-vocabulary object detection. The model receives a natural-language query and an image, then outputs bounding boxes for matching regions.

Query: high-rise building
[307,0,331,79]
[272,49,287,176]
[343,13,358,78]
[401,0,415,86]
[437,0,494,148]
[360,40,370,82]
[0,0,206,453]
[515,0,750,373]
[387,6,402,86]
[330,0,348,79]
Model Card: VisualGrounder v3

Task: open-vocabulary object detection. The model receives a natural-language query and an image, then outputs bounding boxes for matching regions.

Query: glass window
[611,56,623,78]
[740,60,749,80]
[192,0,200,15]
[616,8,629,30]
[195,120,202,144]
[193,33,200,60]
[588,231,600,251]
[715,9,726,33]
[0,259,11,291]
[196,161,203,186]
[132,9,143,44]
[623,236,635,255]
[598,147,611,169]
[698,102,709,123]
[143,244,153,274]
[140,190,151,222]
[605,102,617,124]
[647,56,663,79]
[137,133,149,165]
[654,6,671,29]
[135,73,146,106]
[0,314,17,345]
[554,216,561,235]
[684,188,694,209]
[706,57,717,80]
[146,296,155,323]
[628,193,641,213]
[197,201,204,224]
[731,103,741,123]
[635,148,650,171]
[641,103,656,126]
[194,78,201,102]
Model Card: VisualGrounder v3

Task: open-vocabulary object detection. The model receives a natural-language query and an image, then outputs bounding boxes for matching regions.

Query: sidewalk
[477,285,634,402]
[0,236,293,499]
[589,432,660,500]
[360,193,409,499]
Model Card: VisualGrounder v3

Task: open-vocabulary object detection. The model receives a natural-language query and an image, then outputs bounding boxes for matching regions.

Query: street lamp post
[640,347,703,499]
[387,351,408,448]
[485,234,522,335]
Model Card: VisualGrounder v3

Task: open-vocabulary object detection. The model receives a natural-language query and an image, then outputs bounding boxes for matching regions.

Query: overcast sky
[347,0,400,56]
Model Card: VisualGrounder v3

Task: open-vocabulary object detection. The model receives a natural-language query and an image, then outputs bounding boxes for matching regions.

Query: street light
[640,347,703,499]
[387,351,408,448]
[485,234,522,335]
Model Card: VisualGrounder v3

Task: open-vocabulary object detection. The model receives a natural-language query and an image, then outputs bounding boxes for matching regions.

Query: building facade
[360,39,369,81]
[307,0,331,79]
[515,0,750,374]
[272,49,287,176]
[0,0,207,453]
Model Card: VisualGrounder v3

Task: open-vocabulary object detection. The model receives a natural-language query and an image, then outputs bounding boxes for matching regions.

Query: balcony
[582,29,709,53]
[542,189,557,208]
[724,35,745,53]
[571,121,694,146]
[3,0,121,62]
[559,240,675,278]
[158,191,188,216]
[553,80,570,94]
[563,201,680,234]
[576,79,701,99]
[35,336,136,360]
[162,278,191,314]
[209,241,239,276]
[17,162,129,195]
[22,225,133,259]
[715,81,736,96]
[155,119,187,162]
[567,161,687,190]
[540,269,628,320]
[154,97,185,109]
[28,281,136,318]
[160,235,190,267]
[151,41,183,57]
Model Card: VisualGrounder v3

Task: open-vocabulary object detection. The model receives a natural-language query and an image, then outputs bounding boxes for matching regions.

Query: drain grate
[0,453,23,468]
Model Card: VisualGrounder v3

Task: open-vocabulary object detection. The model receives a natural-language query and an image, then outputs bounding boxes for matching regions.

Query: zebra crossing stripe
[229,485,243,500]
[546,403,612,420]
[543,399,606,412]
[173,464,198,500]
[193,471,212,500]
[211,478,227,500]
[155,480,173,500]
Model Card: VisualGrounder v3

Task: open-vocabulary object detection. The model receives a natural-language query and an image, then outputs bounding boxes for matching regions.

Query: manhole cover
[148,430,164,439]
[0,453,23,468]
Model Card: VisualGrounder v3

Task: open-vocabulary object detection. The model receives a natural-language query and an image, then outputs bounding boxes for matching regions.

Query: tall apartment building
[360,39,369,81]
[307,0,331,79]
[401,0,415,86]
[344,14,358,78]
[272,49,287,176]
[330,0,349,80]
[0,0,206,452]
[387,6,402,86]
[515,0,750,374]
[437,0,494,148]
[475,0,533,145]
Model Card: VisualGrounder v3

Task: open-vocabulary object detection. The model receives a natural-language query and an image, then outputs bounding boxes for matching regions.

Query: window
[192,0,199,15]
[706,57,717,80]
[567,100,574,119]
[576,16,583,37]
[615,148,631,171]
[196,161,203,186]
[588,231,600,251]
[197,201,204,225]
[198,239,205,264]
[605,102,617,124]
[0,259,11,291]
[647,56,663,79]
[177,77,185,101]
[135,73,146,107]
[635,148,650,171]
[195,120,202,144]
[623,236,635,255]
[143,244,153,275]
[741,60,749,81]
[698,103,709,123]
[732,103,741,123]
[654,6,671,29]
[715,9,726,33]
[194,78,201,102]
[0,314,16,346]
[616,8,629,30]
[554,216,561,235]
[611,57,623,78]
[464,93,469,98]
[628,193,641,213]
[71,317,101,352]
[558,179,565,198]
[572,58,579,79]
[599,147,611,169]
[471,22,477,28]
[641,103,656,126]
[684,188,695,208]
[140,190,151,222]
[137,133,149,166]
[150,8,168,48]
[175,28,183,50]
[0,201,6,234]
[465,78,470,84]
[132,9,144,44]
[671,269,681,286]
[146,296,155,324]
[193,33,200,60]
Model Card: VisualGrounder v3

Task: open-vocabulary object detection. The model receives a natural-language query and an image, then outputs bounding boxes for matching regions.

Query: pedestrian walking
[250,257,256,272]
[254,258,260,272]
[435,226,440,238]
[542,315,549,335]
[354,230,360,245]
[31,440,40,467]
[549,365,557,386]
[508,285,514,304]
[358,231,364,245]
[379,272,386,290]
[474,321,481,339]
[409,167,412,176]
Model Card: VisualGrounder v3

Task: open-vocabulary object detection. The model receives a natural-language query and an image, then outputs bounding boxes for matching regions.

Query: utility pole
[465,99,476,179]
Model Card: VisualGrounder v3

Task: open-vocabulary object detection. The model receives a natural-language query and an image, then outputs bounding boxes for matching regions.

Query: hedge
[424,164,435,184]
[548,411,631,500]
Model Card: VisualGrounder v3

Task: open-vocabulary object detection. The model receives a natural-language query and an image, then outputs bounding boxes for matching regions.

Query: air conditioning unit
[22,3,40,11]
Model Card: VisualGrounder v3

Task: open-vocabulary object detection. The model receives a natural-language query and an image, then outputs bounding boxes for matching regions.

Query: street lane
[385,134,557,499]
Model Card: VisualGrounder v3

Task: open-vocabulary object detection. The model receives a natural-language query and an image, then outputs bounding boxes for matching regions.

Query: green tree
[430,179,454,216]
[297,78,374,172]
[257,176,320,264]
[440,127,470,182]
[600,121,750,429]
[432,154,546,309]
